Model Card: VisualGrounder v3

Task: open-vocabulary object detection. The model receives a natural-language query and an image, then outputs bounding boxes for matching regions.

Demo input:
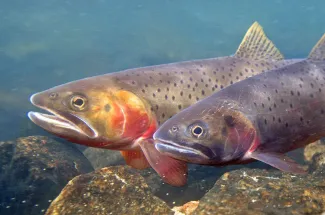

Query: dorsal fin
[234,21,284,61]
[308,33,325,61]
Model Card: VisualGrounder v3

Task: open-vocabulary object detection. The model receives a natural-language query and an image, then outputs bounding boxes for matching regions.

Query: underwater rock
[193,166,325,215]
[304,140,325,162]
[0,136,93,215]
[172,201,199,215]
[45,166,173,215]
[82,147,125,169]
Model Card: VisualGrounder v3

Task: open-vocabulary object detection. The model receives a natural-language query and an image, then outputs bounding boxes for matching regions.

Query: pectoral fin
[138,139,188,187]
[120,150,150,169]
[249,151,307,174]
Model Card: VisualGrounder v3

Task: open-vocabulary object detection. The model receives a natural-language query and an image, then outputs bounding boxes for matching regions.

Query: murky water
[1,1,325,214]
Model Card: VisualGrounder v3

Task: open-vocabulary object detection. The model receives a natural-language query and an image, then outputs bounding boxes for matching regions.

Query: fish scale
[113,57,297,125]
[28,22,300,186]
[153,32,325,180]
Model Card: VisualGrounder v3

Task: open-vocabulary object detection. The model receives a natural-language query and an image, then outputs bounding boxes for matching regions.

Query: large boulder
[0,136,93,215]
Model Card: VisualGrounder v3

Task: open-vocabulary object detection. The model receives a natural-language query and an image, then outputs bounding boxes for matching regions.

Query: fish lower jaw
[28,111,81,132]
[28,111,97,138]
[155,140,210,161]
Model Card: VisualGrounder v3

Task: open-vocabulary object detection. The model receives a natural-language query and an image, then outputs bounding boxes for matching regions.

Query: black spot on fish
[196,97,199,101]
[273,103,277,108]
[165,95,168,100]
[104,104,111,112]
[278,118,282,123]
[157,88,161,92]
[290,104,293,108]
[187,84,191,88]
[245,68,248,73]
[189,77,193,82]
[264,119,267,125]
[290,91,294,96]
[319,88,322,92]
[162,113,165,118]
[230,81,233,84]
[180,91,183,96]
[269,107,272,111]
[281,99,284,103]
[262,103,265,108]
[178,105,182,110]
[205,84,208,87]
[275,89,278,94]
[145,84,148,88]
[311,83,314,88]
[254,102,257,107]
[189,94,192,99]
[142,89,145,93]
[195,83,198,87]
[172,96,175,101]
[322,109,325,114]
[310,94,314,98]
[267,97,270,101]
[156,105,159,110]
[222,75,225,79]
[167,87,170,92]
[240,72,243,76]
[180,80,184,84]
[152,93,156,98]
[251,68,255,73]
[174,83,177,87]
[297,91,300,96]
[202,90,205,96]
[220,85,224,89]
[285,122,289,127]
[273,116,276,121]
[212,87,215,91]
[299,84,303,88]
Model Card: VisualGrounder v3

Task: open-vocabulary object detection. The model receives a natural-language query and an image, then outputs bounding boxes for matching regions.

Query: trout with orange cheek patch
[28,22,301,186]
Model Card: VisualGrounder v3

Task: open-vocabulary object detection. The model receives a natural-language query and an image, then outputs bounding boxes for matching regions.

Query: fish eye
[70,95,87,110]
[191,125,204,138]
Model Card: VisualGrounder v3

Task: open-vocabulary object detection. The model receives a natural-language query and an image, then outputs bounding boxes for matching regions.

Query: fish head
[153,101,256,164]
[28,78,155,149]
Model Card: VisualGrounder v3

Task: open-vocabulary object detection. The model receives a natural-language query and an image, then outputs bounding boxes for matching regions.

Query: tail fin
[308,33,325,61]
[234,21,284,61]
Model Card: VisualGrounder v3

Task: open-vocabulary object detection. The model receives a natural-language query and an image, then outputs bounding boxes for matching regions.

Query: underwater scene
[2,0,325,214]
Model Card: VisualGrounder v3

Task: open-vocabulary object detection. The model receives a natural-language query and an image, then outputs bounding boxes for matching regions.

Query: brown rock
[304,140,325,162]
[45,166,173,215]
[173,201,199,215]
[193,168,325,215]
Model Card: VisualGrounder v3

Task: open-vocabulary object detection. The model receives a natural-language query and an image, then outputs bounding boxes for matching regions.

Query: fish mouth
[154,138,212,161]
[28,94,97,138]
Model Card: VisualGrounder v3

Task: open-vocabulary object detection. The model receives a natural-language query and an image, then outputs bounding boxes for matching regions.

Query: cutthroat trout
[153,33,325,178]
[28,22,299,186]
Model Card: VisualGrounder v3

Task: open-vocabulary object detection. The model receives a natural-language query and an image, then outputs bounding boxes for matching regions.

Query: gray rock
[45,166,173,215]
[0,136,93,215]
[82,147,125,169]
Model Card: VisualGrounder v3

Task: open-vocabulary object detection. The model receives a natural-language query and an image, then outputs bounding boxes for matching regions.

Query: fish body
[153,33,325,176]
[28,22,298,186]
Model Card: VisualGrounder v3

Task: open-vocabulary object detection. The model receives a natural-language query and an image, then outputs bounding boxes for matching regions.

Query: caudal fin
[308,33,325,61]
[234,21,284,61]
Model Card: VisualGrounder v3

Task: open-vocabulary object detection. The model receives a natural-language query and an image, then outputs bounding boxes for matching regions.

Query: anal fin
[120,150,150,170]
[234,21,284,61]
[249,151,307,174]
[138,139,188,187]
